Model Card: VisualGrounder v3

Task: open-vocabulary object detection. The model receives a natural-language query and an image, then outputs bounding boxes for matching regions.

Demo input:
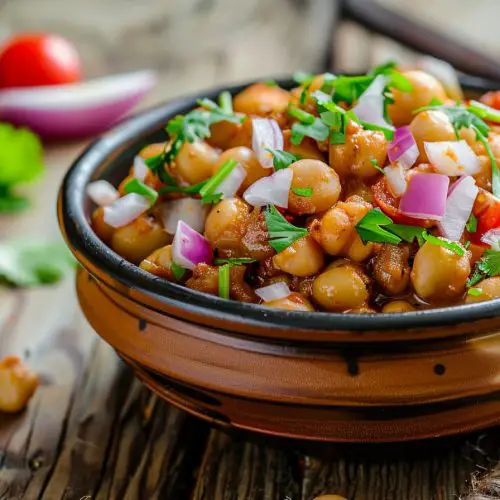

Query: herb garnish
[218,264,231,299]
[264,205,308,252]
[124,178,158,205]
[291,187,313,197]
[371,159,386,175]
[214,257,257,265]
[171,261,186,281]
[467,287,483,297]
[466,214,478,234]
[288,106,329,144]
[467,249,500,287]
[198,158,237,204]
[422,232,465,256]
[266,149,299,170]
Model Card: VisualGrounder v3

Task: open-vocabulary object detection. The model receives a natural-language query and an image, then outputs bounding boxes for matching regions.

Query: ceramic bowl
[59,78,500,442]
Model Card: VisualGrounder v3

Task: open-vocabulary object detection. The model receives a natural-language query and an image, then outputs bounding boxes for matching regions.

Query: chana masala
[88,63,500,314]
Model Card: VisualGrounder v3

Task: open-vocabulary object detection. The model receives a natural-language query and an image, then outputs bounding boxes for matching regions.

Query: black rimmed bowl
[58,77,500,442]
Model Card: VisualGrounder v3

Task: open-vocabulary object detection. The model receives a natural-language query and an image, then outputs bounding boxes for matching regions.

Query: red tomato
[0,34,82,89]
[471,189,500,244]
[480,91,500,111]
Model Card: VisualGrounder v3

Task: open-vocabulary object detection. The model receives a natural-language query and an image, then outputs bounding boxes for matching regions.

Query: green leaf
[264,205,308,253]
[0,123,44,187]
[291,187,313,197]
[468,100,500,124]
[218,264,231,299]
[144,152,179,186]
[199,158,237,203]
[320,73,337,94]
[266,149,299,170]
[171,261,186,281]
[355,208,402,245]
[159,179,207,195]
[370,159,386,176]
[214,257,256,265]
[474,128,500,198]
[422,232,465,256]
[358,120,395,140]
[218,91,233,114]
[200,193,223,205]
[124,178,158,205]
[293,71,315,86]
[0,188,30,213]
[290,119,329,144]
[467,249,500,287]
[466,214,478,233]
[0,240,76,287]
[389,224,425,245]
[467,287,483,296]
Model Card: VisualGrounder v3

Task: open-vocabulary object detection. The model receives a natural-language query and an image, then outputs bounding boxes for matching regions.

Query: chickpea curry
[88,63,500,314]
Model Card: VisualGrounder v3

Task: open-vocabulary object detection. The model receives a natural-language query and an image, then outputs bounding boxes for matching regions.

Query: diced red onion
[252,118,284,168]
[384,164,407,197]
[424,140,481,176]
[350,75,394,129]
[481,228,500,251]
[159,198,209,234]
[103,193,151,228]
[399,173,450,221]
[388,126,419,169]
[216,163,247,198]
[255,282,291,302]
[133,155,149,181]
[86,180,119,207]
[172,220,213,270]
[438,176,478,241]
[243,168,292,208]
[417,56,463,101]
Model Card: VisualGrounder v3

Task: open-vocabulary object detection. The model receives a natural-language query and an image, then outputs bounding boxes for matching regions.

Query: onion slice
[388,126,419,169]
[103,193,151,228]
[255,282,291,302]
[438,176,478,241]
[350,75,394,129]
[172,220,213,271]
[424,140,481,176]
[133,156,149,181]
[399,173,450,221]
[86,180,119,207]
[252,118,284,168]
[384,164,407,197]
[243,168,293,208]
[216,163,247,198]
[481,228,500,250]
[159,198,209,234]
[0,70,156,139]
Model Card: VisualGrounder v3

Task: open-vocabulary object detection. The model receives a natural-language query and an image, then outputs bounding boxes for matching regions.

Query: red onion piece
[438,176,478,241]
[86,180,119,207]
[172,220,213,271]
[388,126,419,169]
[399,173,450,221]
[424,140,481,176]
[216,163,247,198]
[481,228,500,250]
[350,75,394,129]
[384,164,407,197]
[159,198,209,234]
[243,168,292,208]
[252,118,284,168]
[133,156,149,181]
[0,70,156,140]
[103,193,150,228]
[255,282,291,302]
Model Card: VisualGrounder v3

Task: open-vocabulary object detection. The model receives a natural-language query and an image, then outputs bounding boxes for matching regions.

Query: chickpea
[208,117,252,150]
[329,123,387,179]
[233,83,290,116]
[204,198,251,256]
[288,159,341,215]
[111,215,170,264]
[474,155,492,191]
[410,110,456,163]
[175,140,219,184]
[265,292,315,312]
[283,130,325,161]
[345,178,374,203]
[140,245,178,281]
[373,244,411,295]
[0,356,39,413]
[91,207,114,243]
[213,147,269,193]
[312,266,369,311]
[411,241,470,302]
[273,235,325,277]
[382,300,416,313]
[388,70,447,126]
[465,277,500,303]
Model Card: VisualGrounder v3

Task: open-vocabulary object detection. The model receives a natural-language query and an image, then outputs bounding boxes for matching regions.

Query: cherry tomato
[480,91,500,110]
[371,177,433,227]
[0,34,82,89]
[471,189,500,244]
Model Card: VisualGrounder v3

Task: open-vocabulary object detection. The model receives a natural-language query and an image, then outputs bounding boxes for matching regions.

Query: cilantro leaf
[124,178,158,205]
[218,264,231,299]
[266,149,299,170]
[293,72,315,86]
[389,224,425,245]
[370,159,386,176]
[159,179,207,195]
[144,153,179,185]
[214,257,256,265]
[0,240,76,287]
[171,261,186,281]
[199,158,237,203]
[422,232,465,256]
[467,287,483,296]
[466,214,478,233]
[355,208,402,245]
[200,193,223,205]
[468,100,500,124]
[264,205,308,253]
[288,105,330,144]
[218,91,233,114]
[291,187,313,197]
[467,249,500,287]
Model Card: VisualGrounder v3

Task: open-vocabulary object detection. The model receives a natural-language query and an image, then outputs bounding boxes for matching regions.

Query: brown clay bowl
[59,77,500,443]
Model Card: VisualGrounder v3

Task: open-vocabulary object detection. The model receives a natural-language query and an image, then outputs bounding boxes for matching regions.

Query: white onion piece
[0,70,156,139]
[243,168,293,208]
[252,118,284,168]
[384,164,407,197]
[217,163,247,198]
[438,176,478,241]
[255,282,291,302]
[133,155,149,181]
[417,56,463,101]
[86,180,119,207]
[350,75,394,129]
[424,140,481,176]
[172,220,213,271]
[481,228,500,251]
[103,193,150,228]
[159,198,209,234]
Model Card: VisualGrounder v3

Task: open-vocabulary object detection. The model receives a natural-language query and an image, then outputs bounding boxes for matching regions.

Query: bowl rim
[59,76,500,333]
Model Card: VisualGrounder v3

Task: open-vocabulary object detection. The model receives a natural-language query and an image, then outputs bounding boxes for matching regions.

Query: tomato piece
[471,189,500,244]
[480,91,500,111]
[371,177,433,227]
[0,34,82,89]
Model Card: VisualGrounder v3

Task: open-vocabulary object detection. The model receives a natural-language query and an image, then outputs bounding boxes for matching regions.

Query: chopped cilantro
[199,158,238,204]
[200,193,223,205]
[468,100,500,124]
[214,257,256,265]
[124,178,158,205]
[355,208,402,245]
[291,187,313,197]
[144,153,179,185]
[266,149,299,170]
[422,232,465,256]
[467,287,483,297]
[371,159,386,176]
[468,249,500,287]
[388,224,425,245]
[218,91,233,114]
[264,205,308,252]
[218,264,231,299]
[466,214,478,234]
[293,72,315,86]
[171,261,186,281]
[159,179,207,195]
[288,106,329,144]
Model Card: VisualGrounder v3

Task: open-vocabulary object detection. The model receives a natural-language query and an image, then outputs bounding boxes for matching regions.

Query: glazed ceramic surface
[59,78,500,442]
